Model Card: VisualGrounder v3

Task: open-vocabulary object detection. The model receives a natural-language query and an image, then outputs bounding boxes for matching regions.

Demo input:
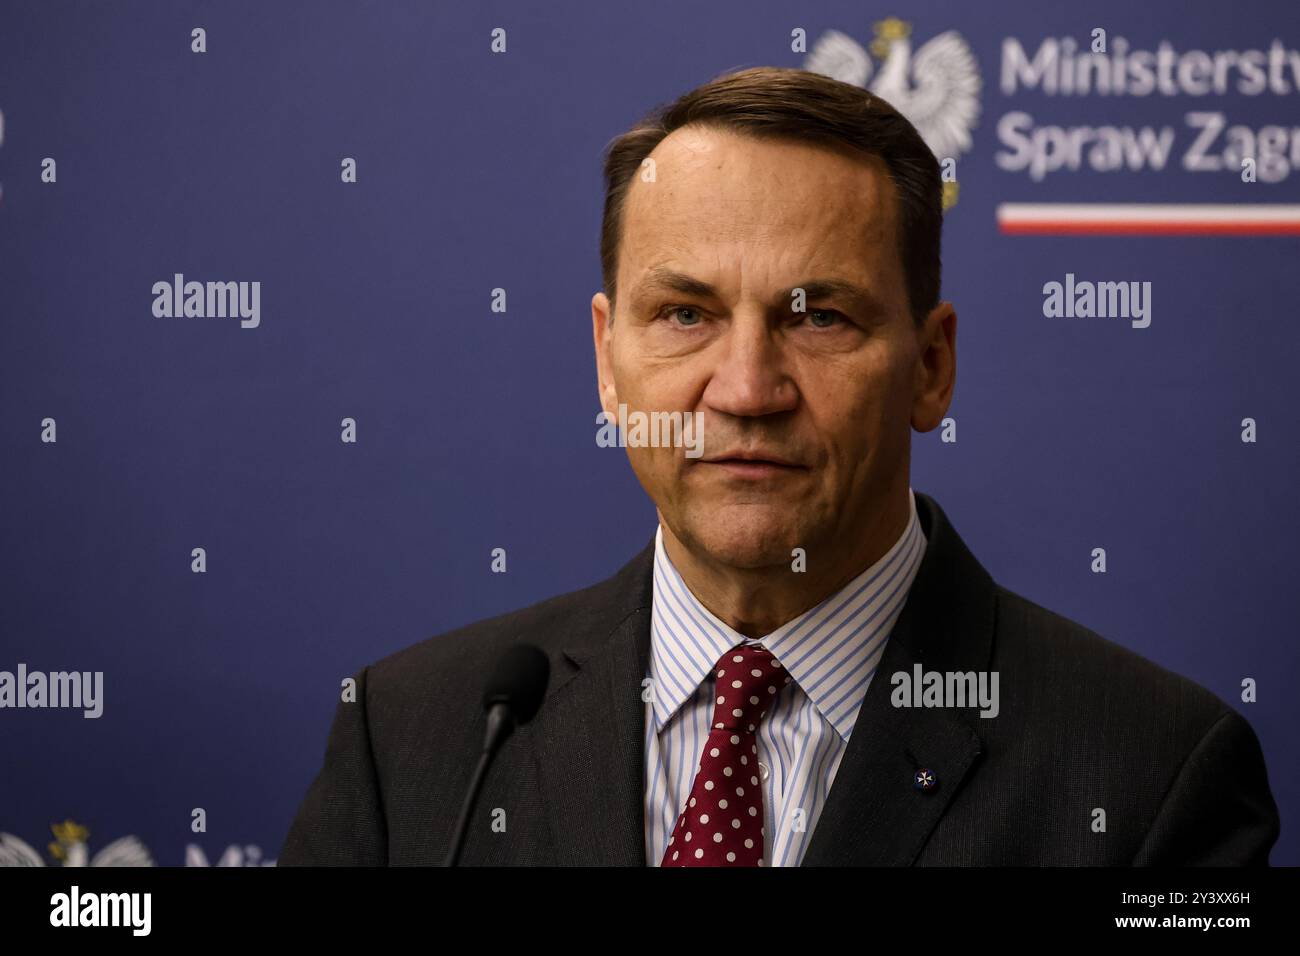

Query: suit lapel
[798,629,985,865]
[801,492,996,866]
[529,546,654,865]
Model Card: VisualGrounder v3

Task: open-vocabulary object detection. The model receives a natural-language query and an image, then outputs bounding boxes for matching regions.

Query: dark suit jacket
[280,491,1279,865]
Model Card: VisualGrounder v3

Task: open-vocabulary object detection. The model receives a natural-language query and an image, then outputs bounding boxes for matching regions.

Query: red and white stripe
[996,203,1300,236]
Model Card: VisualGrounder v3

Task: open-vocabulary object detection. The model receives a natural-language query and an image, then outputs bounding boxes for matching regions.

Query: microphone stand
[444,702,514,867]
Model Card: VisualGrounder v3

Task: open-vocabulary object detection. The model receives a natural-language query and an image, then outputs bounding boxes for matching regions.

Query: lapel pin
[914,768,937,792]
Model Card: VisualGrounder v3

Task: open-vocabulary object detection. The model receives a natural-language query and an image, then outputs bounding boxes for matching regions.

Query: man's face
[593,125,950,570]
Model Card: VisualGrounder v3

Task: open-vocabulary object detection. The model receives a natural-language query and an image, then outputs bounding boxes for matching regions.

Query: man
[280,66,1278,866]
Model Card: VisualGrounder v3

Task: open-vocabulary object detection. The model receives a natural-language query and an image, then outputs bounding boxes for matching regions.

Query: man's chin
[677,514,805,570]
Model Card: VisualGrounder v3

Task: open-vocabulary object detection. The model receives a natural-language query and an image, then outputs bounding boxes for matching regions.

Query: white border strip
[999,203,1300,224]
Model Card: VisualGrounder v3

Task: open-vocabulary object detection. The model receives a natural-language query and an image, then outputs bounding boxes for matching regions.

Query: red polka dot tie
[660,643,791,867]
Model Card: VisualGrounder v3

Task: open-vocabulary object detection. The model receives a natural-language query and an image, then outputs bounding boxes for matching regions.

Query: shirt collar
[649,487,927,740]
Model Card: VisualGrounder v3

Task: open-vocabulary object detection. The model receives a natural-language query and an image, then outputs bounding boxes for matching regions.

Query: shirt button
[759,762,770,782]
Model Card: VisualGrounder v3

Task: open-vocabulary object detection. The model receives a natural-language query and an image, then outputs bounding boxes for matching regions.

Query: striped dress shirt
[644,487,928,866]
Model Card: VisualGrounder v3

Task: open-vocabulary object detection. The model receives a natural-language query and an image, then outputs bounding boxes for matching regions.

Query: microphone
[443,643,550,866]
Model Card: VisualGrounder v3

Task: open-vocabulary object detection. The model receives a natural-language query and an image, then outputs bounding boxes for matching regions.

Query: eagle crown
[870,17,912,59]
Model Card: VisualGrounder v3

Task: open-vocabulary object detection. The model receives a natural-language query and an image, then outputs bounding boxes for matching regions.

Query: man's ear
[591,291,620,418]
[911,301,956,432]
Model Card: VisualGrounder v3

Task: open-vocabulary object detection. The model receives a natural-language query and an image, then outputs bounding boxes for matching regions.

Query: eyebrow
[635,267,717,301]
[633,267,883,314]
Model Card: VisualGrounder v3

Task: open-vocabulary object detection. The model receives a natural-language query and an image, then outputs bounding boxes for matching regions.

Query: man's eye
[659,306,703,326]
[803,310,843,329]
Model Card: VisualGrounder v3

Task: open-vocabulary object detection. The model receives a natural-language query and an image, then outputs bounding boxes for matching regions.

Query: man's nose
[700,314,798,418]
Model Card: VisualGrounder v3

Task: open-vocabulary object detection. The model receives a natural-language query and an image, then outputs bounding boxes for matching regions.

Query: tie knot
[709,644,789,733]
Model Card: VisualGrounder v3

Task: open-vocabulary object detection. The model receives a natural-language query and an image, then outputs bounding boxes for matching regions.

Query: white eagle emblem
[804,17,981,164]
[0,820,154,867]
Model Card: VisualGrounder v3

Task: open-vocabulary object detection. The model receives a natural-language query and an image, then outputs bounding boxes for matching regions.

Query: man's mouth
[696,453,807,479]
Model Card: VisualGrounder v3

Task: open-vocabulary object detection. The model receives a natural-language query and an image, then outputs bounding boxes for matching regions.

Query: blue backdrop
[1,0,1296,866]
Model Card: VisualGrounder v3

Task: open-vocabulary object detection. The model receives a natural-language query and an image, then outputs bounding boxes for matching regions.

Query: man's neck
[659,485,913,639]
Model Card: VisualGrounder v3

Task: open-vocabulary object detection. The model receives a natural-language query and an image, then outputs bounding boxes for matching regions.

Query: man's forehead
[628,125,892,217]
[619,126,899,289]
